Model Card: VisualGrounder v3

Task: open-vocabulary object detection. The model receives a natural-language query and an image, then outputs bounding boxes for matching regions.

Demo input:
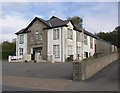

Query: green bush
[2,50,15,59]
[1,41,16,60]
[118,48,120,53]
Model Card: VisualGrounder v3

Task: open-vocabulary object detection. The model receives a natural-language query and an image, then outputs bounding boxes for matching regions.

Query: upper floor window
[77,46,81,58]
[90,37,93,49]
[76,32,81,42]
[53,29,59,40]
[19,35,24,44]
[53,45,60,58]
[35,31,39,41]
[68,45,72,55]
[67,28,73,40]
[84,34,88,45]
[77,47,80,55]
[40,33,43,41]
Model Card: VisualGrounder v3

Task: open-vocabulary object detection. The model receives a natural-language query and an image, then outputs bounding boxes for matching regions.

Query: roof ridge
[49,16,64,21]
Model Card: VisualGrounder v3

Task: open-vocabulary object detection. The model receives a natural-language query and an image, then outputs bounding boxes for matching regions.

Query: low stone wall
[81,52,119,80]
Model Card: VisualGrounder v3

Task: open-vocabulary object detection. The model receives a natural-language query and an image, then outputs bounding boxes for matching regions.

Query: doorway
[31,47,42,60]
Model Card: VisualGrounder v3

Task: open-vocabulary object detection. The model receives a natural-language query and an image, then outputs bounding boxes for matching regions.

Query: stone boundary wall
[81,52,119,80]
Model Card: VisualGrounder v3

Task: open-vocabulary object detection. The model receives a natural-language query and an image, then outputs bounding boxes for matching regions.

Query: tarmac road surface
[2,59,119,91]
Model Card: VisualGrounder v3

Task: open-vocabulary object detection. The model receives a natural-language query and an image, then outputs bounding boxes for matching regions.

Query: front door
[31,50,35,60]
[31,47,42,60]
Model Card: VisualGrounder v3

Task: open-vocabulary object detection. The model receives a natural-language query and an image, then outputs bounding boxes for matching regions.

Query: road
[64,59,119,91]
[2,61,73,80]
[2,59,119,91]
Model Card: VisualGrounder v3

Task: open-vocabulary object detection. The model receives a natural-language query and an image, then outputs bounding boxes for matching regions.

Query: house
[8,16,116,62]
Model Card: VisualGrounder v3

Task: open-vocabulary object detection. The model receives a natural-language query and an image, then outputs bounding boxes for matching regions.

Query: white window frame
[19,35,24,44]
[53,45,60,58]
[67,28,73,40]
[40,33,43,41]
[19,48,23,56]
[35,31,39,41]
[77,46,80,55]
[76,32,81,42]
[68,45,72,56]
[84,34,88,45]
[90,37,93,49]
[53,29,59,40]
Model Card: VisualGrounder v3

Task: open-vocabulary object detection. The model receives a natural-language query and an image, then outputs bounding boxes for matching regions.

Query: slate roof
[15,16,69,34]
[45,16,69,29]
[15,16,97,39]
[15,28,25,34]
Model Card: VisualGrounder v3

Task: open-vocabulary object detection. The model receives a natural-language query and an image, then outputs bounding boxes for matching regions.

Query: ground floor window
[19,48,23,56]
[77,47,80,57]
[68,45,72,56]
[53,45,60,58]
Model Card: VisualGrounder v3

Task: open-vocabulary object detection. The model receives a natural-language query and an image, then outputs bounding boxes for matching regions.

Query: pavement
[2,59,119,91]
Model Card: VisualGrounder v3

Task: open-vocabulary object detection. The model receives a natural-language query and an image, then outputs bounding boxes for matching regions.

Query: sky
[1,1,119,42]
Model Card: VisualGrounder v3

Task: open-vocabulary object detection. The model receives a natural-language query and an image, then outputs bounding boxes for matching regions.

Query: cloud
[1,13,30,42]
[33,14,44,18]
[1,0,119,2]
[1,0,61,2]
[83,14,117,33]
[76,2,118,33]
[0,34,16,42]
[1,2,118,43]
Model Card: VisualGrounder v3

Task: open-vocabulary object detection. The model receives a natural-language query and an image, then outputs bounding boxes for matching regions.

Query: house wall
[63,22,77,60]
[76,33,95,60]
[47,22,96,62]
[47,27,62,62]
[27,20,48,60]
[47,22,77,62]
[83,36,95,59]
[16,33,27,57]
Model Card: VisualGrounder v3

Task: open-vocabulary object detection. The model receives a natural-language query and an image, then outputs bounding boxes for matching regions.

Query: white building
[9,16,97,62]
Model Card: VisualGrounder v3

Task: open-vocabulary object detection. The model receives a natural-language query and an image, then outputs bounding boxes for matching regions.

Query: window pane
[53,45,59,58]
[77,32,80,42]
[77,47,80,55]
[53,29,59,39]
[90,37,93,49]
[84,35,87,45]
[68,45,72,55]
[35,31,39,40]
[19,35,24,44]
[19,48,23,56]
[40,33,43,40]
[67,29,73,39]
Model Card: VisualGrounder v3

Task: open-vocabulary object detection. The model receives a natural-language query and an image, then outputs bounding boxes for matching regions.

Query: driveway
[2,61,73,80]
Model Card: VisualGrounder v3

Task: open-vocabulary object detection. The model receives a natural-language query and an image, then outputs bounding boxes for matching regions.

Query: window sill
[53,38,59,40]
[55,57,60,58]
[67,38,73,40]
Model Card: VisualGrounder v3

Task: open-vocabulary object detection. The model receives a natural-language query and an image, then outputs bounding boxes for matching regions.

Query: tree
[67,16,83,28]
[96,26,119,48]
[115,26,120,48]
[1,41,16,59]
